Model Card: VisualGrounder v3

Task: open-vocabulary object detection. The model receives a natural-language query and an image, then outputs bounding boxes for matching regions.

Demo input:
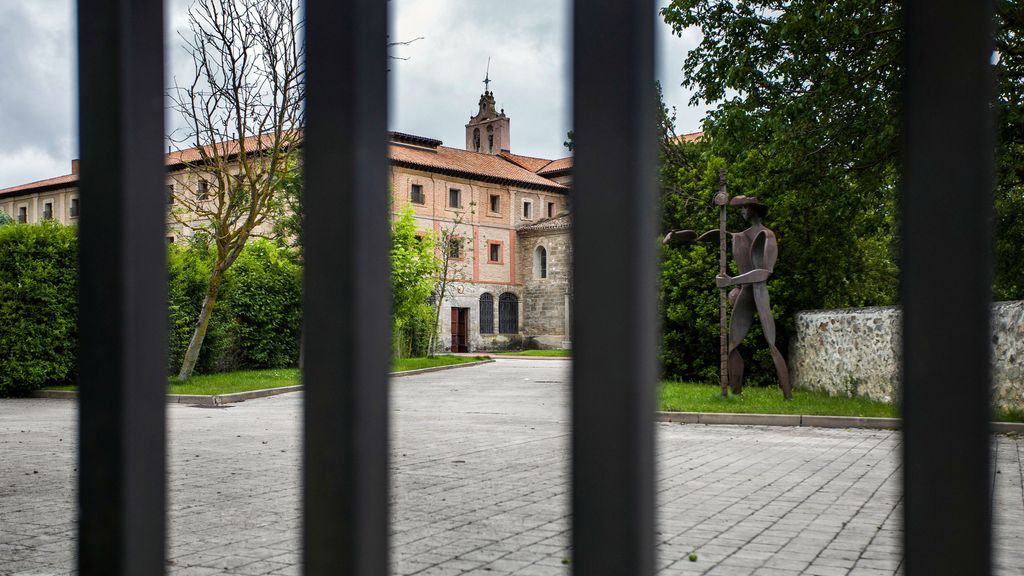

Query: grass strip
[496,350,571,357]
[43,355,488,396]
[392,355,490,372]
[660,381,1024,423]
[660,381,897,418]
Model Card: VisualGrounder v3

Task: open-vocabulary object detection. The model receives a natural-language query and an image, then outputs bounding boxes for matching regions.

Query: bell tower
[466,64,510,154]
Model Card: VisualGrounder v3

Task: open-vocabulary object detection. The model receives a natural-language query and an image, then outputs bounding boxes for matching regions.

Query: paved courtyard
[1,358,1022,575]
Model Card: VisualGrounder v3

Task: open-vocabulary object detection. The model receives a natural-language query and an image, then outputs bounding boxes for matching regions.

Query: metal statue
[664,187,792,400]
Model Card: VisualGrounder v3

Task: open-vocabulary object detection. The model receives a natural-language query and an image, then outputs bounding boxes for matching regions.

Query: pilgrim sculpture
[664,194,792,400]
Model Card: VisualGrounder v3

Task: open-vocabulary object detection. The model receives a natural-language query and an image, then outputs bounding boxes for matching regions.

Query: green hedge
[0,224,302,396]
[0,222,79,396]
[168,238,302,374]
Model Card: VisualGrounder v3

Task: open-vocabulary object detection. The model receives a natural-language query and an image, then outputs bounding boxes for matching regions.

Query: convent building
[0,89,574,352]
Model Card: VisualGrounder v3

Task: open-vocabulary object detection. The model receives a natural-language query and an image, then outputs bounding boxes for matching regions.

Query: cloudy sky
[0,0,709,190]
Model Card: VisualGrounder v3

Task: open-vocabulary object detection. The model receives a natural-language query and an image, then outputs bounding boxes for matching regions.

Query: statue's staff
[715,169,729,398]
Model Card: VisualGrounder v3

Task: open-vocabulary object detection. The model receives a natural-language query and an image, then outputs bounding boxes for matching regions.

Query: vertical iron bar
[902,1,993,574]
[303,0,390,573]
[571,1,656,575]
[77,0,167,574]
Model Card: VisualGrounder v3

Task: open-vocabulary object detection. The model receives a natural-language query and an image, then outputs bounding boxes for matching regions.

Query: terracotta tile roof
[517,213,572,234]
[537,156,572,175]
[391,144,568,191]
[2,131,569,197]
[676,130,704,143]
[0,133,291,197]
[498,151,573,177]
[498,151,553,173]
[166,132,299,166]
[0,173,79,197]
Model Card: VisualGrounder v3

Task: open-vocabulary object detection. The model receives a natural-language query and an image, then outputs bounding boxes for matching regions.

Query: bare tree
[428,204,474,354]
[168,0,304,380]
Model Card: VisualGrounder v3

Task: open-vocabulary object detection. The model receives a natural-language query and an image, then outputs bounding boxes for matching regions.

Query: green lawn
[660,381,1024,423]
[498,350,571,357]
[660,381,897,418]
[44,355,489,396]
[392,355,490,371]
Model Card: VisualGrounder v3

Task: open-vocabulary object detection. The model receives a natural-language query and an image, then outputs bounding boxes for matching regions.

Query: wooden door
[450,307,469,352]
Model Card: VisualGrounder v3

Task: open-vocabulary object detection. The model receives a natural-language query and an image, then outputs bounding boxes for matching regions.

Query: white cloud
[390,0,571,158]
[0,0,713,189]
[0,1,75,189]
[0,147,72,188]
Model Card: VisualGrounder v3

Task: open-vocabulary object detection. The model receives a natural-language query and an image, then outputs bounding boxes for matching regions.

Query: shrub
[168,238,301,374]
[222,239,302,369]
[167,239,237,374]
[0,222,78,395]
[0,227,302,396]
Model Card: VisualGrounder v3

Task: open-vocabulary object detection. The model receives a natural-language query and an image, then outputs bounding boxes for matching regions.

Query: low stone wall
[790,301,1024,412]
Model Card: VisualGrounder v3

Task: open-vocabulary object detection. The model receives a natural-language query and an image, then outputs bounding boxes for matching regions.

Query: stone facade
[0,184,78,227]
[517,216,572,349]
[437,281,525,352]
[790,301,1024,412]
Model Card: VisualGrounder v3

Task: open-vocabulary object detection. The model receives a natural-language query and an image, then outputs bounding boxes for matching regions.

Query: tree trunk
[177,267,225,381]
[428,274,448,356]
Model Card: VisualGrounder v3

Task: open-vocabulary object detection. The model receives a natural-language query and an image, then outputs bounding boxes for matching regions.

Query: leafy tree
[995,1,1024,300]
[0,210,13,226]
[656,1,902,383]
[391,204,438,358]
[428,204,473,354]
[662,0,1024,307]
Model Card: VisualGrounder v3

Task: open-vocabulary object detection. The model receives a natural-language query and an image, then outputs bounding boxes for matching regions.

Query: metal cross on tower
[483,57,492,92]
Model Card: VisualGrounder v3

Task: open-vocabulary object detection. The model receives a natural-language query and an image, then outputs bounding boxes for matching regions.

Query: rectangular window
[167,184,175,205]
[523,200,533,219]
[447,238,462,259]
[70,198,80,218]
[166,236,175,244]
[17,207,27,223]
[489,194,500,213]
[411,183,425,204]
[448,188,461,209]
[43,202,53,220]
[197,180,209,200]
[547,202,555,218]
[488,241,501,263]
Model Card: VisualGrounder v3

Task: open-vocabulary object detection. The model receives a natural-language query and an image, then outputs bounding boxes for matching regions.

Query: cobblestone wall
[517,229,572,349]
[790,301,1024,412]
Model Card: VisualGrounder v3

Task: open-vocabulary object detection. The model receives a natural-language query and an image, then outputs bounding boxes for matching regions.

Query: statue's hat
[729,195,768,215]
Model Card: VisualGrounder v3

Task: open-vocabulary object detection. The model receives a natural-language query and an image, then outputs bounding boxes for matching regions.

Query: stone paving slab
[2,359,1022,575]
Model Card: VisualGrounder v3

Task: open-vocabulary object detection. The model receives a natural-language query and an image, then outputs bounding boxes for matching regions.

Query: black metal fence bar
[571,1,657,574]
[302,0,390,574]
[902,1,994,574]
[76,0,168,574]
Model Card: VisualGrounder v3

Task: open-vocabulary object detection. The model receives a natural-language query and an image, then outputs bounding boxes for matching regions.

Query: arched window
[473,128,481,152]
[498,293,519,334]
[479,293,494,334]
[534,245,548,279]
